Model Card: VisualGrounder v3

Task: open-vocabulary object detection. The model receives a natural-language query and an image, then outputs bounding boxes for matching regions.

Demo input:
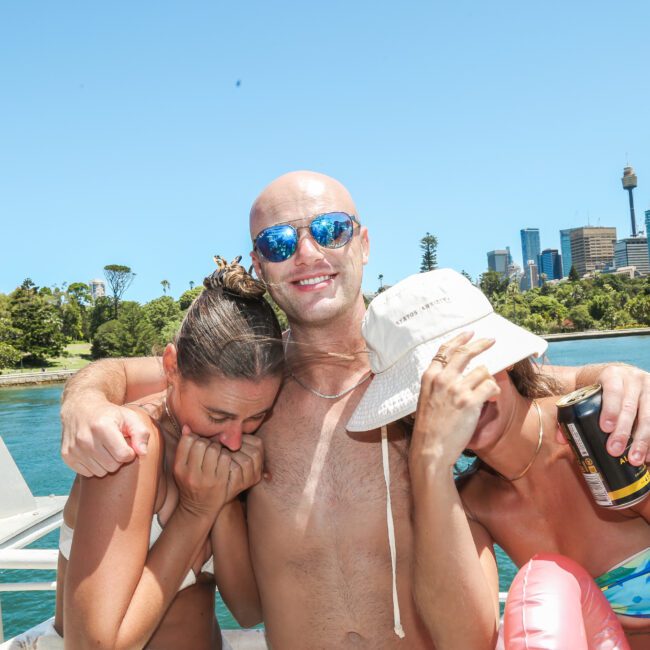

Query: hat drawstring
[381,425,405,639]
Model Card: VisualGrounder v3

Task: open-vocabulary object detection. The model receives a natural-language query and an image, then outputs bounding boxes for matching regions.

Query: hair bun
[204,255,266,299]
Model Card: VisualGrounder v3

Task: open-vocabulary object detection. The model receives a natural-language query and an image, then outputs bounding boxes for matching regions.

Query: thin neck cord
[285,329,372,399]
[381,425,405,639]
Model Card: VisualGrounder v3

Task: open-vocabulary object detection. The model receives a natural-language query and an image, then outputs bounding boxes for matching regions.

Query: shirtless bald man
[61,171,650,648]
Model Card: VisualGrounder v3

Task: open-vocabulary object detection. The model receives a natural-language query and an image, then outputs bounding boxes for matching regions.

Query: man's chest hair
[258,416,411,511]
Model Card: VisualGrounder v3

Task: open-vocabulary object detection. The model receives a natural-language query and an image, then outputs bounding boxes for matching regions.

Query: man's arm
[546,363,650,465]
[61,357,166,477]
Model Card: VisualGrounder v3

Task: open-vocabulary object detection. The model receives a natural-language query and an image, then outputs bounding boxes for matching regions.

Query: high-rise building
[520,228,541,266]
[569,227,617,277]
[89,279,106,301]
[614,237,649,275]
[560,228,576,277]
[539,249,563,281]
[621,166,638,236]
[507,262,523,284]
[506,246,513,267]
[487,250,509,276]
[522,260,539,291]
[519,228,541,290]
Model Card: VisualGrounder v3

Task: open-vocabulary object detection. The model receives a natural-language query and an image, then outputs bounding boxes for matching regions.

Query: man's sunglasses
[253,212,359,263]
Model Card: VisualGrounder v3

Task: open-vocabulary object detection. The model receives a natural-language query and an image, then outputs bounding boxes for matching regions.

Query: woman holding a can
[347,268,650,650]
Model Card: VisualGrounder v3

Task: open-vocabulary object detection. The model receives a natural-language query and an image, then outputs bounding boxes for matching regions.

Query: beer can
[556,384,650,509]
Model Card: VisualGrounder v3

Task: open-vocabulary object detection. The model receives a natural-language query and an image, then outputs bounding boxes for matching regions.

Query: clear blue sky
[2,1,649,302]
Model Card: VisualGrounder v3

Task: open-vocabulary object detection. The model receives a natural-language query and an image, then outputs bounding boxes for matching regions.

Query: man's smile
[291,273,337,290]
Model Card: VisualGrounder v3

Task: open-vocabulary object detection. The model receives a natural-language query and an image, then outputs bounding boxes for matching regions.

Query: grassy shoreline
[0,342,92,386]
[3,329,650,386]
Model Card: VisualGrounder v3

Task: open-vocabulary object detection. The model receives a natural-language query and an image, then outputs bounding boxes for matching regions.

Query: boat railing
[0,550,58,640]
[0,546,509,643]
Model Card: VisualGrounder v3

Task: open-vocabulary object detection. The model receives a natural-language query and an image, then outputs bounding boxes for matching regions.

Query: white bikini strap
[381,425,405,639]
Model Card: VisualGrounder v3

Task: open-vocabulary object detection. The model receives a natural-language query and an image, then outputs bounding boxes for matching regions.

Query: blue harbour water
[1,336,649,637]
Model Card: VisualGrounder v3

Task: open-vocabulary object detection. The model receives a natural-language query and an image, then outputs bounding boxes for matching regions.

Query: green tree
[60,302,84,341]
[91,321,127,358]
[65,282,93,339]
[588,294,612,322]
[104,264,136,318]
[120,302,157,356]
[555,281,584,308]
[419,232,438,272]
[9,281,64,363]
[89,296,115,338]
[143,296,182,333]
[0,293,11,318]
[499,280,525,324]
[0,312,21,346]
[522,313,548,334]
[568,265,580,282]
[602,307,634,330]
[479,271,509,304]
[567,304,595,331]
[528,295,567,327]
[0,342,22,369]
[143,296,182,349]
[629,294,650,325]
[67,282,92,307]
[178,286,204,311]
[91,302,156,358]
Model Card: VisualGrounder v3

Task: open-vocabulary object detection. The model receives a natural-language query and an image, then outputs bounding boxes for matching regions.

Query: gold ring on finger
[432,352,448,367]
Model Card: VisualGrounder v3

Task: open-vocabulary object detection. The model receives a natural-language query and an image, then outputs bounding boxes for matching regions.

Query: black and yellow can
[556,384,650,509]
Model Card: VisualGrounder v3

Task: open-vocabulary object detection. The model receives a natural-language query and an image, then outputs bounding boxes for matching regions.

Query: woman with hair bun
[17,257,284,650]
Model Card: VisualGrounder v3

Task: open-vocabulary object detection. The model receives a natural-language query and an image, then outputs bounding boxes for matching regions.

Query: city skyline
[486,165,649,284]
[495,165,647,271]
[2,2,650,302]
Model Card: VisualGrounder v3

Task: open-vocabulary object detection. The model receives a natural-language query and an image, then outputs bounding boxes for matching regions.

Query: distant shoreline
[543,327,650,342]
[0,369,76,388]
[1,327,650,388]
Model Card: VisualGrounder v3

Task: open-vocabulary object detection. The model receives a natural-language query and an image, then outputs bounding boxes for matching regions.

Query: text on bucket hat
[346,268,548,431]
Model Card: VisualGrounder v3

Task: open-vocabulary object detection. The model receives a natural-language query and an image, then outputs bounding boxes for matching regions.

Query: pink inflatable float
[503,553,629,650]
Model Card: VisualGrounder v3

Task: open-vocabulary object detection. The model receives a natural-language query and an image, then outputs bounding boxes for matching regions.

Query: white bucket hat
[347,268,548,432]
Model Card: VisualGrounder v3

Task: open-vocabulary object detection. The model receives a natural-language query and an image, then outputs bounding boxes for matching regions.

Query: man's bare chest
[256,418,410,511]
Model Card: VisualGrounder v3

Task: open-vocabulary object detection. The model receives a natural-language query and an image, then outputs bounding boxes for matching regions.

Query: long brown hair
[455,358,563,478]
[508,358,563,399]
[175,256,284,382]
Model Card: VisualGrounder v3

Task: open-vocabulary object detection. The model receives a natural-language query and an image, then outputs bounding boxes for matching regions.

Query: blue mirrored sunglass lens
[256,225,297,261]
[310,213,353,248]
